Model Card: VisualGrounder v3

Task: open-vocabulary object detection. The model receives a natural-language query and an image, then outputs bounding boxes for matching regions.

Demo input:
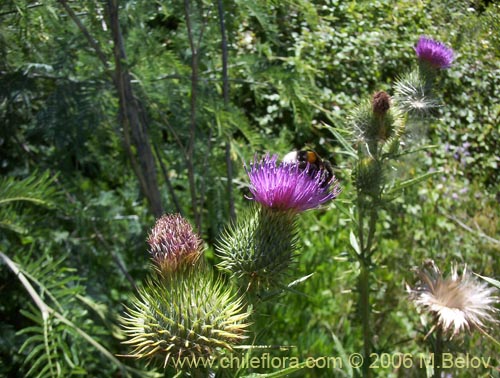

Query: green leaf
[330,330,354,377]
[349,231,361,255]
[287,273,314,288]
[0,171,59,208]
[385,171,441,197]
[0,218,27,234]
[390,144,439,158]
[331,199,356,225]
[320,122,357,159]
[474,273,500,289]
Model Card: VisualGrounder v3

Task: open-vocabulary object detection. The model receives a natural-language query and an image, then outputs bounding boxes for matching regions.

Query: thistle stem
[433,327,444,378]
[359,263,371,378]
[355,139,380,377]
[356,193,375,378]
[365,207,378,258]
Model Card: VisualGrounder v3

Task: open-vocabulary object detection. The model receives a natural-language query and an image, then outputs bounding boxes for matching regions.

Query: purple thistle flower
[147,214,203,273]
[245,154,340,212]
[414,36,454,69]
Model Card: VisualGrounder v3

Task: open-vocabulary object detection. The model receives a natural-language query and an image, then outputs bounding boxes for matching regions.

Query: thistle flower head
[407,260,498,337]
[414,36,454,69]
[147,214,203,274]
[245,154,340,212]
[120,270,251,367]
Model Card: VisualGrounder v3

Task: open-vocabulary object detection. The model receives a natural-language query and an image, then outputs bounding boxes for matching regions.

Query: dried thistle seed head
[147,214,203,274]
[372,91,391,116]
[120,270,251,367]
[393,71,440,118]
[407,260,499,337]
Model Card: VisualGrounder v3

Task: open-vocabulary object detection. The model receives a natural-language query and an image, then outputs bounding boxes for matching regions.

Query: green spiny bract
[349,94,404,154]
[353,157,384,199]
[216,206,299,293]
[119,265,251,368]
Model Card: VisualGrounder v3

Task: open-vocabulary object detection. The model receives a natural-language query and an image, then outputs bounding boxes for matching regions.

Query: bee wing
[282,151,299,163]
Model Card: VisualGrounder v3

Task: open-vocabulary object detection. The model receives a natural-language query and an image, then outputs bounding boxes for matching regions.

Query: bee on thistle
[217,151,341,292]
[282,150,335,188]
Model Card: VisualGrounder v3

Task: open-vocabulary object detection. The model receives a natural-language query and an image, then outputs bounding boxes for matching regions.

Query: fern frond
[0,206,28,233]
[19,254,82,314]
[0,171,60,234]
[237,0,278,40]
[0,252,152,378]
[0,171,59,208]
[18,309,61,378]
[207,105,264,148]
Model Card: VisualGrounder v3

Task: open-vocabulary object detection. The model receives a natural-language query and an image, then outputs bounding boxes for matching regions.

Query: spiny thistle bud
[372,90,391,116]
[120,269,251,367]
[353,157,383,198]
[216,206,299,292]
[147,214,203,275]
[407,260,498,337]
[350,97,403,150]
[414,36,454,70]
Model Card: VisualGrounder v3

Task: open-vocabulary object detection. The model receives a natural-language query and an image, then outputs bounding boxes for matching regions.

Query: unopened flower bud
[372,91,391,116]
[147,214,203,274]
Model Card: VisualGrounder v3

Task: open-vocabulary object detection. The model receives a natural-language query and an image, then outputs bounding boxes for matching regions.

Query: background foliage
[1,0,498,377]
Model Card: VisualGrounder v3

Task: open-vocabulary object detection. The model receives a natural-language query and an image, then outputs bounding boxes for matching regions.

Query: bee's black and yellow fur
[282,150,334,187]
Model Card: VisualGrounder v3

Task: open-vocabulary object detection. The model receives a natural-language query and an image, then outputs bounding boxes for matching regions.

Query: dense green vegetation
[1,0,498,377]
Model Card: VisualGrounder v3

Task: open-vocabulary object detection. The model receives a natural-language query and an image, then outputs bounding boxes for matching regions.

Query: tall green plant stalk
[338,37,455,377]
[433,326,444,378]
[358,263,371,377]
[355,160,380,378]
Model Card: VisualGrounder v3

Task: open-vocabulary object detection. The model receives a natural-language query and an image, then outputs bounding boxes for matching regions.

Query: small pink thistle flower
[147,214,203,274]
[414,36,454,69]
[245,154,340,212]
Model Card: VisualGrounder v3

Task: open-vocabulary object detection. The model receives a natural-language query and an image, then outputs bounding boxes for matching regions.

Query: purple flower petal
[245,154,340,212]
[414,36,454,69]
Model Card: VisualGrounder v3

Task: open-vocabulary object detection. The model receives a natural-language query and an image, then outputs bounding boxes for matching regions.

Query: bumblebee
[282,150,334,186]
